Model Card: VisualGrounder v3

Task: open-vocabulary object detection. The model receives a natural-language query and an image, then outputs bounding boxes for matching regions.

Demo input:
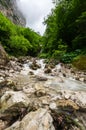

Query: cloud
[16,0,54,35]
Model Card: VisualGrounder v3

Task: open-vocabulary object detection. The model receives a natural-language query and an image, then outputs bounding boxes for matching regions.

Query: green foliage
[59,49,81,63]
[39,53,48,58]
[0,12,41,57]
[73,55,86,70]
[9,36,32,56]
[72,11,86,49]
[42,0,86,63]
[52,50,64,61]
[0,13,16,44]
[20,27,41,56]
[61,52,77,63]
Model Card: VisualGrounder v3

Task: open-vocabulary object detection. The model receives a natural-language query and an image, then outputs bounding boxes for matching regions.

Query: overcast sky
[16,0,54,35]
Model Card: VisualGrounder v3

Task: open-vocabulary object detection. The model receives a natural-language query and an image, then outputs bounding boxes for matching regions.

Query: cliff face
[0,0,25,26]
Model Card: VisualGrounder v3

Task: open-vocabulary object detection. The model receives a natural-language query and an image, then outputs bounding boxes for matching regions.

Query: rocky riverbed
[0,56,86,130]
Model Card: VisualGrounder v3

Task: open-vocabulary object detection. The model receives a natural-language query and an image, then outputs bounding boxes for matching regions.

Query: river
[21,59,86,91]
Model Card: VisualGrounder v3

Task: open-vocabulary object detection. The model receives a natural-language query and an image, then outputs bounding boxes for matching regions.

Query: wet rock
[0,78,16,90]
[70,69,75,74]
[35,89,46,97]
[0,77,4,83]
[36,75,48,81]
[79,77,85,82]
[23,86,36,97]
[70,92,86,110]
[9,60,22,71]
[35,83,45,91]
[28,71,34,75]
[34,84,46,97]
[40,96,50,105]
[5,108,55,130]
[29,60,41,70]
[5,121,20,130]
[18,57,27,64]
[44,67,52,73]
[49,102,57,110]
[75,76,79,81]
[45,64,55,69]
[11,75,32,90]
[0,78,16,97]
[0,79,9,89]
[0,91,29,121]
[1,91,29,110]
[62,73,66,77]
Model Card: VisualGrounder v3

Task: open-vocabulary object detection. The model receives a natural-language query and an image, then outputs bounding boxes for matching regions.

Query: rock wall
[0,0,25,26]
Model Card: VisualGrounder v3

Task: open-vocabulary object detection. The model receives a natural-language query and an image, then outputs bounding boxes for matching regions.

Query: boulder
[29,60,41,70]
[44,67,52,73]
[0,91,29,121]
[5,108,55,130]
[0,44,9,66]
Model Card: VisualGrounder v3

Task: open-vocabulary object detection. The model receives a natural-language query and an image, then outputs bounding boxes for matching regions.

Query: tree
[42,0,86,60]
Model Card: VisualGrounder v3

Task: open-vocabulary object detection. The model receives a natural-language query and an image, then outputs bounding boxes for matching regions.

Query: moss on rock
[72,55,86,70]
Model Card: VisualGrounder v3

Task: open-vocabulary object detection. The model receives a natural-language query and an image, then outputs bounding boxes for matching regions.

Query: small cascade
[21,58,86,91]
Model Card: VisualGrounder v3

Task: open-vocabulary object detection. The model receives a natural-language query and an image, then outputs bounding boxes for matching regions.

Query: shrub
[0,12,16,44]
[61,50,81,63]
[9,36,32,56]
[52,50,64,61]
[39,53,48,58]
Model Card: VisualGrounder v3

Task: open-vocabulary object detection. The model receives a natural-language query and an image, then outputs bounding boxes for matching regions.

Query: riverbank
[0,56,86,130]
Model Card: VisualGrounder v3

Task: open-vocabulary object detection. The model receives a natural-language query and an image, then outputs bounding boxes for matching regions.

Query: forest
[42,0,86,63]
[0,0,86,69]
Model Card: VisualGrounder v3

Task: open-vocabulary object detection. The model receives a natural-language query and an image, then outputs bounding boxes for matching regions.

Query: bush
[61,50,81,63]
[9,36,32,56]
[52,50,64,61]
[72,55,86,70]
[0,13,16,44]
[39,53,48,58]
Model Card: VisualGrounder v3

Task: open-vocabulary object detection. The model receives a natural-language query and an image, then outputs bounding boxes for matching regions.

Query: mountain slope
[0,0,25,26]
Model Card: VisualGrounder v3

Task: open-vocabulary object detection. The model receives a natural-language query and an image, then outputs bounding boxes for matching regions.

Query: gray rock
[5,108,55,130]
[36,76,48,81]
[0,0,25,26]
[0,91,29,120]
[44,67,52,73]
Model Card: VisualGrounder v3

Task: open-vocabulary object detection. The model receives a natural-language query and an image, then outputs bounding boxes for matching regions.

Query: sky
[16,0,54,35]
